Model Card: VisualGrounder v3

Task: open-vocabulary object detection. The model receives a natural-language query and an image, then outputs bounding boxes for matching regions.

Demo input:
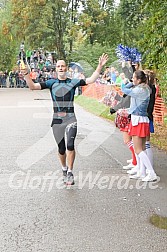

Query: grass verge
[150,214,167,230]
[150,123,167,152]
[75,95,115,121]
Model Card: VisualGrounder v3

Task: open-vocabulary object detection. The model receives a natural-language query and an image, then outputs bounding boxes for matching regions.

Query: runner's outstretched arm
[86,53,109,84]
[20,65,41,90]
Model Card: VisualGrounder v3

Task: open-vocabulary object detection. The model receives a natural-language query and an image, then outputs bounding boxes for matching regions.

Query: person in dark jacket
[145,70,156,166]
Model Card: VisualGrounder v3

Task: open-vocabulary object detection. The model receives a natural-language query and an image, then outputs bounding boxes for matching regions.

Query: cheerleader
[121,70,157,182]
[110,93,137,169]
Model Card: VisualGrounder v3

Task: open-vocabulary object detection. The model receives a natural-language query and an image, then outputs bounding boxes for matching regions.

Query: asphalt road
[0,88,167,252]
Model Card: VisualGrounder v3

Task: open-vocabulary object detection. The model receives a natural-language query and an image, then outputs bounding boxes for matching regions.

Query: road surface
[0,88,167,252]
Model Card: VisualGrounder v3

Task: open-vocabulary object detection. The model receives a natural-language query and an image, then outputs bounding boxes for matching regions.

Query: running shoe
[62,169,68,183]
[66,172,75,185]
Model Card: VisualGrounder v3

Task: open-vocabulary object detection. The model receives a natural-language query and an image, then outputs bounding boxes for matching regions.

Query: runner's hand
[19,60,30,75]
[98,53,109,67]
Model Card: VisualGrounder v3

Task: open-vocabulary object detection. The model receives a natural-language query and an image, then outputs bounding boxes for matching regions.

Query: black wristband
[24,72,29,76]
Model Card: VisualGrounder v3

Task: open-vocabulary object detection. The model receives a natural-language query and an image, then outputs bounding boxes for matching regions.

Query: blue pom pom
[116,44,142,62]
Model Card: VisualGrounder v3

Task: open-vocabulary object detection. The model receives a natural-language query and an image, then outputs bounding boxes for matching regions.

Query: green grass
[150,214,167,230]
[75,95,115,121]
[150,123,167,152]
[164,116,167,124]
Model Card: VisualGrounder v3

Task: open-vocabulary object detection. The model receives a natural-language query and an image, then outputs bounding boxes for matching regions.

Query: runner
[21,54,109,185]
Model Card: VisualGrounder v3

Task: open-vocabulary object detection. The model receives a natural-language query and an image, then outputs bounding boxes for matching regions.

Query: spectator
[20,42,25,51]
[121,70,157,182]
[29,68,37,82]
[102,66,111,84]
[121,61,133,80]
[115,71,122,85]
[19,49,26,64]
[110,67,117,83]
[26,49,32,64]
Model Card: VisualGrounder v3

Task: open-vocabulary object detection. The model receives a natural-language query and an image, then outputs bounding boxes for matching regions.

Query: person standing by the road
[121,70,157,182]
[21,54,109,185]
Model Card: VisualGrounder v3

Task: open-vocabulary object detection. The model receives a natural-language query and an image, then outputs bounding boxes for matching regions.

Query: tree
[137,0,167,98]
[78,0,116,46]
[10,0,72,59]
[0,1,18,70]
[116,0,144,46]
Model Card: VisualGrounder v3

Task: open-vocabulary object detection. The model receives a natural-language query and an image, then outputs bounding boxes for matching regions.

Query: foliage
[0,0,166,101]
[0,1,18,71]
[136,0,167,100]
[78,0,116,45]
[116,0,144,46]
[68,42,117,75]
[10,0,74,58]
